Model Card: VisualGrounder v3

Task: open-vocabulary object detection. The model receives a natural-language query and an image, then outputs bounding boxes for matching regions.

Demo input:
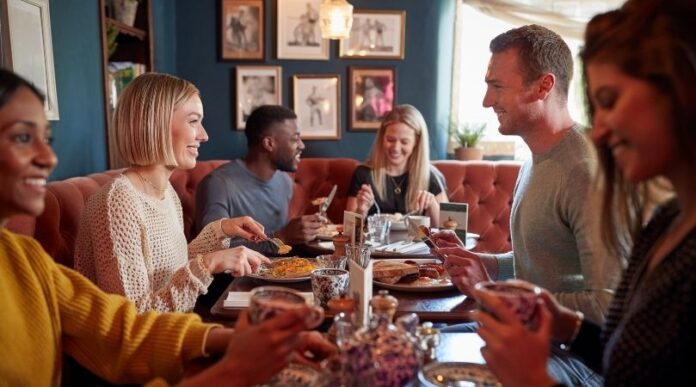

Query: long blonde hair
[366,104,431,211]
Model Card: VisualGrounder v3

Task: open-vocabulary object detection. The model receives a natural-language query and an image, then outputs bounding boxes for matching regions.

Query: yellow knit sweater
[0,228,217,386]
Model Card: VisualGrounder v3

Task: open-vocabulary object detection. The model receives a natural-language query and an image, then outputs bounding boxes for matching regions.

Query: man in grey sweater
[439,25,620,325]
[195,105,325,255]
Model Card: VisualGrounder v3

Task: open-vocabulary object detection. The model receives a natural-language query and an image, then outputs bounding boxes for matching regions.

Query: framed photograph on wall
[349,67,395,130]
[235,66,281,129]
[277,0,329,60]
[0,0,59,120]
[293,75,340,140]
[339,10,405,59]
[221,0,264,60]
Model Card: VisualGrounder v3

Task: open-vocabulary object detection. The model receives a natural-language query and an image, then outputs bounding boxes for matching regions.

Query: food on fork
[311,196,327,206]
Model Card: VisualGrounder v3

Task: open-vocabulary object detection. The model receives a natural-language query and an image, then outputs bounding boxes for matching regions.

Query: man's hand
[430,230,464,248]
[439,247,491,297]
[278,214,326,244]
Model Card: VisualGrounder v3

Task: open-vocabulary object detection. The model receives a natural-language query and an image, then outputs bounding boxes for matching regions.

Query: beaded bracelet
[560,310,584,351]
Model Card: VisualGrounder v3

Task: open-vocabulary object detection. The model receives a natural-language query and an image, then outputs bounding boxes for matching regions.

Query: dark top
[347,165,446,215]
[570,199,696,386]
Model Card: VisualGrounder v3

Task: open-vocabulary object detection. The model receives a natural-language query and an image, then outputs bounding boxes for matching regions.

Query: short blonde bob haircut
[366,104,431,210]
[113,72,200,167]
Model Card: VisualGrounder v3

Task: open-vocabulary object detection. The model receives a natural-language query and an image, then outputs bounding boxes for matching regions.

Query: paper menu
[439,202,468,242]
[348,258,373,328]
[343,211,364,246]
[223,291,313,308]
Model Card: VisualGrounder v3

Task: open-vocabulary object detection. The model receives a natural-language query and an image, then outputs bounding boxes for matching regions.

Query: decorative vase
[343,290,422,386]
[113,0,139,27]
[455,146,484,161]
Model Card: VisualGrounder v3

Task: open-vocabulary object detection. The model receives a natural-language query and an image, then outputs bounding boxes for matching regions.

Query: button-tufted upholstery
[432,160,521,253]
[6,158,520,268]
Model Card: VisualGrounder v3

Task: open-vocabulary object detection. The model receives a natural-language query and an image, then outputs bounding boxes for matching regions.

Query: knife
[319,184,338,217]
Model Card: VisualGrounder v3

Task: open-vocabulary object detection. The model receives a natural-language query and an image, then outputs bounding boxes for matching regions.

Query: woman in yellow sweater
[0,70,333,385]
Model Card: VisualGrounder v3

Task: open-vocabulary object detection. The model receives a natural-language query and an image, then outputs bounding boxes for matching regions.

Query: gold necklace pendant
[389,175,405,195]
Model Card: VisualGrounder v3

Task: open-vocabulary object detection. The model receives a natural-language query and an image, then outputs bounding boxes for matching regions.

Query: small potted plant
[451,122,486,161]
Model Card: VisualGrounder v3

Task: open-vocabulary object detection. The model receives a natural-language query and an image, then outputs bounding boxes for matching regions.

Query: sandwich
[373,261,420,284]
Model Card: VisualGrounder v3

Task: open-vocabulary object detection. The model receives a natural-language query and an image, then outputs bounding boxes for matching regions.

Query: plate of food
[259,362,322,386]
[247,257,319,283]
[372,259,454,292]
[419,362,501,387]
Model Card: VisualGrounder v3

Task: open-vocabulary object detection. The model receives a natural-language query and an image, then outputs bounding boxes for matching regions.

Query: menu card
[348,258,373,327]
[223,291,313,308]
[343,210,364,246]
[439,202,468,242]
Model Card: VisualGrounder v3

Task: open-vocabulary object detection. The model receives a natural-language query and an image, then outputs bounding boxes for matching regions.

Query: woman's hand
[203,246,271,276]
[411,190,437,215]
[472,289,556,387]
[181,310,308,386]
[355,184,375,216]
[221,216,266,240]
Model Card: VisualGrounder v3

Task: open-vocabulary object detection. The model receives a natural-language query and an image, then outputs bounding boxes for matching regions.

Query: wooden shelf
[99,0,154,168]
[106,17,146,40]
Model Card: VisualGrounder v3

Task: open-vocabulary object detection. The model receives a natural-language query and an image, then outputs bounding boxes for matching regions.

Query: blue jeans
[440,322,603,386]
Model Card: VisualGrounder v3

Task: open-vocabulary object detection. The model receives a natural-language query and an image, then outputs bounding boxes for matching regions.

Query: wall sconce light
[319,0,354,40]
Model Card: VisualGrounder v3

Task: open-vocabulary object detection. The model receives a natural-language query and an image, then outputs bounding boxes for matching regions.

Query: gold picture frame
[221,0,264,60]
[292,74,341,140]
[276,0,329,60]
[339,10,406,60]
[235,66,282,129]
[349,67,396,131]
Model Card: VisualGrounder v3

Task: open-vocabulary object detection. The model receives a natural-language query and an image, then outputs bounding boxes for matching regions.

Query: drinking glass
[367,214,391,244]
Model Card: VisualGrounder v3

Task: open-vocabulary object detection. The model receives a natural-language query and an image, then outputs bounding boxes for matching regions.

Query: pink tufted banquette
[6,159,520,267]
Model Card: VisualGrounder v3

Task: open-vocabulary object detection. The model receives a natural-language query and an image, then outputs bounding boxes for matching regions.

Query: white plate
[246,258,319,283]
[259,362,322,386]
[419,362,501,387]
[372,258,454,293]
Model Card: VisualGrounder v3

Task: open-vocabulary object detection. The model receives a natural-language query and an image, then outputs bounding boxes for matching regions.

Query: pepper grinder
[332,231,349,258]
[326,294,356,346]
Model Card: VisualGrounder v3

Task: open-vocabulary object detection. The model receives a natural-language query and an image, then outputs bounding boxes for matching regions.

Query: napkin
[223,291,314,308]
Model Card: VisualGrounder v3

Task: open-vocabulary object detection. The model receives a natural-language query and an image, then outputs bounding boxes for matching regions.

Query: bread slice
[373,261,419,279]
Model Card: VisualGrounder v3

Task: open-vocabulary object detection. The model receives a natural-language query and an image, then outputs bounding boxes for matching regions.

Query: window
[450,0,619,160]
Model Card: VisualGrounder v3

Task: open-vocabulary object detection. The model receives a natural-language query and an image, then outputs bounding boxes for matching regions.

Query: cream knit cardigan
[75,175,230,312]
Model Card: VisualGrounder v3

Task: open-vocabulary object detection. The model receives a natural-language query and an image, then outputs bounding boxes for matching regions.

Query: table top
[210,276,477,323]
[436,332,485,363]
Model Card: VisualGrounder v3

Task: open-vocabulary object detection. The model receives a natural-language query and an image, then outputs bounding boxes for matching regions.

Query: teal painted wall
[174,0,455,162]
[45,0,453,179]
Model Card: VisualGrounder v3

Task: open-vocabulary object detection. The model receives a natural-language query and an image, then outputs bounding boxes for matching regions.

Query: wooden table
[210,276,477,323]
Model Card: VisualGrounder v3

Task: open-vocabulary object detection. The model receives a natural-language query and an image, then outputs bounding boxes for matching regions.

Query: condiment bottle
[332,231,349,258]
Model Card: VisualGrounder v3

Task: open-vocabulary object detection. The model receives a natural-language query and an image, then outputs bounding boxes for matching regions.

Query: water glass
[317,254,348,270]
[367,214,392,244]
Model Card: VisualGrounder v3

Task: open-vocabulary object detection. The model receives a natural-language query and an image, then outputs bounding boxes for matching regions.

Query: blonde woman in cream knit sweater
[74,73,271,312]
[0,69,335,386]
